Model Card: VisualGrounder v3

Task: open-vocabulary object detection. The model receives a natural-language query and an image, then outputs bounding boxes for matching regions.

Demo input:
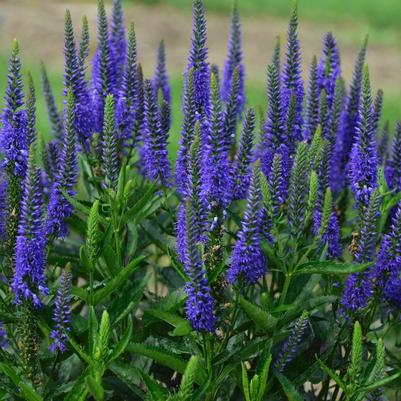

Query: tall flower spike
[282,0,304,143]
[184,198,216,333]
[269,144,290,216]
[349,65,378,210]
[223,66,240,153]
[341,189,381,313]
[372,204,401,294]
[45,88,78,238]
[102,95,119,190]
[186,0,209,116]
[227,163,267,284]
[338,36,368,179]
[230,109,256,200]
[40,63,63,141]
[261,64,285,177]
[177,122,208,262]
[317,32,341,107]
[142,79,171,186]
[132,64,145,144]
[272,35,281,78]
[50,267,72,353]
[275,311,308,372]
[372,89,383,135]
[385,122,401,191]
[92,0,117,131]
[116,23,138,146]
[1,39,28,178]
[288,141,309,235]
[110,0,126,84]
[377,120,389,166]
[64,10,93,146]
[0,175,8,240]
[153,40,171,106]
[78,16,90,70]
[303,56,320,142]
[176,68,196,196]
[13,146,48,307]
[202,73,231,206]
[26,73,36,147]
[222,0,245,113]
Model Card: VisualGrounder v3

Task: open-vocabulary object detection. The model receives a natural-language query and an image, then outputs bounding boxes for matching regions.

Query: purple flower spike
[221,0,245,114]
[227,164,266,284]
[183,199,216,333]
[349,65,378,210]
[142,79,171,186]
[50,267,72,353]
[282,0,304,144]
[186,0,210,116]
[13,148,48,307]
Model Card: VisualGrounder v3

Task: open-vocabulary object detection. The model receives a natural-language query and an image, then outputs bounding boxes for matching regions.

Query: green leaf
[63,192,107,224]
[274,371,303,401]
[86,200,100,263]
[68,334,93,365]
[88,306,99,358]
[127,343,206,385]
[239,296,277,331]
[257,354,272,401]
[0,363,43,401]
[316,357,347,391]
[92,256,147,305]
[179,355,198,401]
[294,261,371,275]
[145,309,192,336]
[109,316,133,362]
[140,371,170,401]
[241,363,251,401]
[109,362,144,397]
[358,371,401,392]
[64,370,89,401]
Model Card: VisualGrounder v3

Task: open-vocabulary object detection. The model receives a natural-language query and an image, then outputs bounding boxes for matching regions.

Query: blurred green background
[0,0,400,154]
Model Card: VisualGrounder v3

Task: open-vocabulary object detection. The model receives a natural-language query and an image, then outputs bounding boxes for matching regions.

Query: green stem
[279,273,292,306]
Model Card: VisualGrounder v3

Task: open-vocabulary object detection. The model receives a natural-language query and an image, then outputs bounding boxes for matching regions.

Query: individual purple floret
[275,311,308,372]
[185,0,210,116]
[153,40,171,106]
[230,109,256,200]
[50,268,72,353]
[13,149,48,307]
[1,40,28,178]
[349,66,377,210]
[227,164,266,284]
[45,89,78,238]
[142,79,171,186]
[282,0,304,144]
[183,199,216,333]
[221,0,245,114]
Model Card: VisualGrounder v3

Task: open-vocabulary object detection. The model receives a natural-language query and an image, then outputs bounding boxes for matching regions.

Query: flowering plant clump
[1,0,401,399]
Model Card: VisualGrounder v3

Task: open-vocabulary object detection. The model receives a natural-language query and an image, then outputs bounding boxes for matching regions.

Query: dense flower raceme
[1,2,401,397]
